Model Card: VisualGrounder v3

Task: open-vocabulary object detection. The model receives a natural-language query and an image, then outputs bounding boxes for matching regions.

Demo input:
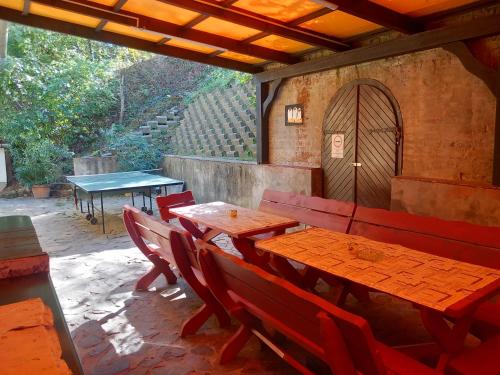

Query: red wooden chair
[156,190,205,239]
[349,206,500,338]
[196,240,440,375]
[123,205,230,336]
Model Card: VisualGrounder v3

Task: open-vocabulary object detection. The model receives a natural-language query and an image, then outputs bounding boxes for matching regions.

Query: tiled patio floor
[0,195,437,374]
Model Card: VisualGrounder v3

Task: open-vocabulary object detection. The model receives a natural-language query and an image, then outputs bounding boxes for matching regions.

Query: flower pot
[32,184,51,199]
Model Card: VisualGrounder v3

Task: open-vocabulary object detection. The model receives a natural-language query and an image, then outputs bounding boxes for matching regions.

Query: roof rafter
[0,5,262,73]
[33,0,299,64]
[157,0,350,51]
[312,0,422,33]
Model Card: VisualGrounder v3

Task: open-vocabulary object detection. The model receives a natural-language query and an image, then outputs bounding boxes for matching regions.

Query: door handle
[351,163,362,167]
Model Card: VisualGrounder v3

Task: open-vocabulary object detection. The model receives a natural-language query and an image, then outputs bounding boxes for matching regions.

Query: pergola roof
[0,0,491,73]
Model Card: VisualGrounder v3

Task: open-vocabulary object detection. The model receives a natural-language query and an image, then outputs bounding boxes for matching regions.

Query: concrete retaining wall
[162,155,322,208]
[73,156,117,176]
[391,176,500,227]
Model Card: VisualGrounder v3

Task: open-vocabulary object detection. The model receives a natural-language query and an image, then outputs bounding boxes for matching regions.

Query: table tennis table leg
[100,192,105,234]
[131,192,135,207]
[148,187,153,215]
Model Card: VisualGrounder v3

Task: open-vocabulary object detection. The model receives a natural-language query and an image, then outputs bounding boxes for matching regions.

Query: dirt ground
[0,195,434,375]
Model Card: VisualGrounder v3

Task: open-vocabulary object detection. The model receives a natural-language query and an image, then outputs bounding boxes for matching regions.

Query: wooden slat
[158,0,350,51]
[0,6,262,74]
[255,13,500,82]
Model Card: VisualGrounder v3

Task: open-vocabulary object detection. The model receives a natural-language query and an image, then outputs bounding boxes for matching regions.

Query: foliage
[0,24,150,182]
[184,68,252,104]
[100,124,164,171]
[15,139,72,187]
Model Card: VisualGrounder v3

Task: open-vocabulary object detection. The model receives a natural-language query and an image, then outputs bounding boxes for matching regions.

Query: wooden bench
[349,206,500,338]
[123,205,230,336]
[258,189,355,233]
[196,240,440,375]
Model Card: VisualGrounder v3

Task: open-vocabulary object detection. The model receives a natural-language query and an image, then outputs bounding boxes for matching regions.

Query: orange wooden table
[256,227,500,367]
[169,202,299,268]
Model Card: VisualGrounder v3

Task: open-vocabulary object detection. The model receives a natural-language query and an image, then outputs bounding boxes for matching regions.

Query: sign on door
[331,134,344,158]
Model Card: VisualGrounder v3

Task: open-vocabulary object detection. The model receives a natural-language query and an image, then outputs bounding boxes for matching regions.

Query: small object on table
[229,209,238,218]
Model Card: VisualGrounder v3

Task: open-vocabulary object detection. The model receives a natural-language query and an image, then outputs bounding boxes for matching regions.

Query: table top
[0,273,84,374]
[256,228,500,314]
[66,170,184,193]
[0,216,42,260]
[170,202,299,239]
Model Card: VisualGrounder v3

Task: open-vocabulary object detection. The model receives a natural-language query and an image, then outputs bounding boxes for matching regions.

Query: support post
[493,72,500,185]
[255,78,284,164]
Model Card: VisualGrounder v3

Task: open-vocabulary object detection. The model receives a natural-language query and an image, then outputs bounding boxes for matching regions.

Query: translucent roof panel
[300,11,381,39]
[104,22,165,43]
[218,51,265,64]
[252,35,314,53]
[121,0,201,25]
[166,38,217,54]
[0,0,23,11]
[232,0,323,23]
[370,0,478,17]
[192,17,261,41]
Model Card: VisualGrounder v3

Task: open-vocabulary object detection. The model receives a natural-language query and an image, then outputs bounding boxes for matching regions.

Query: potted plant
[15,140,68,199]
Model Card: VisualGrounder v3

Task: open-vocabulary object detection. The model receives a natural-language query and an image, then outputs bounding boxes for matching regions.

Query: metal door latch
[351,163,362,167]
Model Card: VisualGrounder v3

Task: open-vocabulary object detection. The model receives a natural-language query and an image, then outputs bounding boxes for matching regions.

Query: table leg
[232,238,273,273]
[100,192,105,234]
[148,187,153,215]
[90,193,95,219]
[420,309,472,371]
[73,186,78,209]
[131,192,135,207]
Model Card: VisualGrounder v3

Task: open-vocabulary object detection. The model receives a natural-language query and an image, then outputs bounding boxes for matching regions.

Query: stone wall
[162,155,321,208]
[267,41,500,185]
[73,156,117,176]
[391,176,500,227]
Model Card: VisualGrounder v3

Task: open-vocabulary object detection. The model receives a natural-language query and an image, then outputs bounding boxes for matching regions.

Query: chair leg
[219,325,252,365]
[136,266,162,291]
[150,255,177,285]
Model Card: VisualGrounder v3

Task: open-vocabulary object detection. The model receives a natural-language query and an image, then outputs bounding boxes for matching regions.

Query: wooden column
[255,78,283,164]
[494,72,500,185]
[0,21,7,58]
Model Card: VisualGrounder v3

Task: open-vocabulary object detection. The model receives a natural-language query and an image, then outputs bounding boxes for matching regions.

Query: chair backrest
[123,205,199,273]
[350,206,500,269]
[156,190,196,222]
[259,190,356,233]
[197,241,387,375]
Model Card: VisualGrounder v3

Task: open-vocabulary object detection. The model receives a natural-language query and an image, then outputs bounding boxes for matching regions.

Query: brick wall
[268,41,500,185]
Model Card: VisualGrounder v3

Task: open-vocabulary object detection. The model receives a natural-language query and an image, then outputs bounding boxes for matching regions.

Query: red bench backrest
[259,190,355,233]
[198,241,387,375]
[123,205,199,276]
[156,190,196,222]
[350,206,500,269]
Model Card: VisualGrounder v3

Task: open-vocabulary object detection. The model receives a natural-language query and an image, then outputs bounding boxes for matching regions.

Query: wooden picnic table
[0,215,84,374]
[169,201,298,267]
[256,227,500,367]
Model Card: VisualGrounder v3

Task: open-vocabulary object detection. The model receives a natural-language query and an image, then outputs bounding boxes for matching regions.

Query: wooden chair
[349,206,500,338]
[196,240,440,375]
[156,190,205,239]
[123,205,230,336]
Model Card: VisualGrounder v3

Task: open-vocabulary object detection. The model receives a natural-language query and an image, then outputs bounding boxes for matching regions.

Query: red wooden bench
[156,190,209,240]
[349,206,500,338]
[258,189,355,233]
[196,240,440,375]
[123,205,230,336]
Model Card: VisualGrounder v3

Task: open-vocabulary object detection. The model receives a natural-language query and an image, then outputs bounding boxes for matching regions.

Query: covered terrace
[1,0,500,374]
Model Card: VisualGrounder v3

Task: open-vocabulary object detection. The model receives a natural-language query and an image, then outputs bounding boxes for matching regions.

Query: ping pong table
[66,169,184,233]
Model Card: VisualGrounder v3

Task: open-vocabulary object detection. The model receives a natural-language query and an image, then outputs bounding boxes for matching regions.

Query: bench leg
[181,302,230,337]
[136,256,177,290]
[219,325,252,365]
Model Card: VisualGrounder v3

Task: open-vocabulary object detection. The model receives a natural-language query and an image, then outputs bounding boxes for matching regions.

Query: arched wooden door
[322,80,402,209]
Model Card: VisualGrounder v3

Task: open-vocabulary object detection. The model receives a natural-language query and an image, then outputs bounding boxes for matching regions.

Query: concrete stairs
[174,83,256,159]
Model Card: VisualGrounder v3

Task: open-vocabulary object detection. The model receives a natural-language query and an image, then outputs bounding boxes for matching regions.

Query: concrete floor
[0,195,434,374]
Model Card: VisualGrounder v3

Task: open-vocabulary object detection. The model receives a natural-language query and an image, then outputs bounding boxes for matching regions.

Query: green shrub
[102,125,164,171]
[15,139,71,187]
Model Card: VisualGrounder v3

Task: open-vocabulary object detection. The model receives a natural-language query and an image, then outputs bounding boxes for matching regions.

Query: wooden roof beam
[54,0,299,64]
[312,0,422,34]
[158,0,350,51]
[0,6,262,73]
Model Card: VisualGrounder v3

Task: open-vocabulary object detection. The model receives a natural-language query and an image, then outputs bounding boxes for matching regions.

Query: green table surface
[0,215,42,260]
[66,170,183,193]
